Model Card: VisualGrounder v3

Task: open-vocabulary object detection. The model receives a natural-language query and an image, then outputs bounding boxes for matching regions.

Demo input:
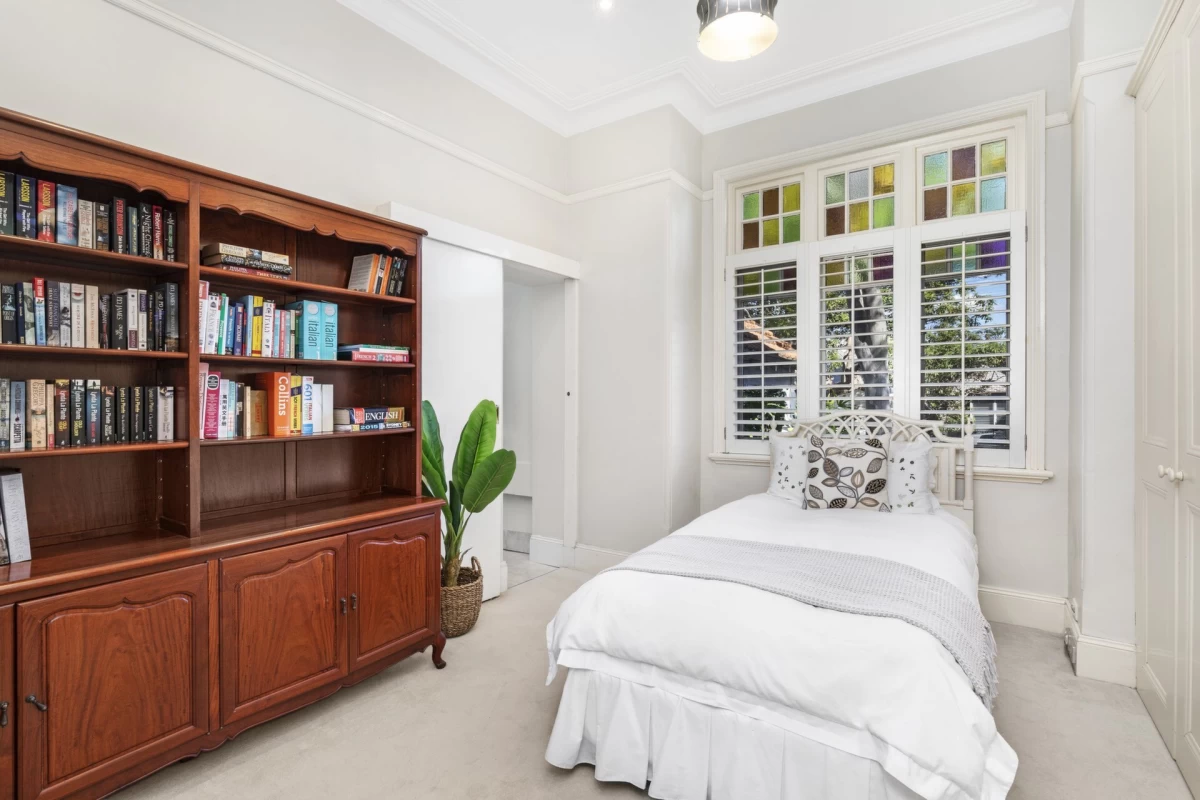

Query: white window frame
[709,93,1050,481]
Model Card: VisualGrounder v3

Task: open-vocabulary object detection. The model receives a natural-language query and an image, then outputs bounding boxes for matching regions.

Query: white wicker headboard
[776,411,975,530]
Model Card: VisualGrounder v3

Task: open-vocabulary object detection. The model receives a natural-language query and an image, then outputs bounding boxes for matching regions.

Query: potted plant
[421,399,516,638]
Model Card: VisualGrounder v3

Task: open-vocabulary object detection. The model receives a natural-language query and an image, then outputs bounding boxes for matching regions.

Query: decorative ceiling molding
[1068,48,1141,120]
[338,0,1070,136]
[1127,0,1186,95]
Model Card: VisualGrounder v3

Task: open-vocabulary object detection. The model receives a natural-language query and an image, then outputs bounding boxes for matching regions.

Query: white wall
[503,278,535,547]
[700,32,1074,602]
[422,240,506,600]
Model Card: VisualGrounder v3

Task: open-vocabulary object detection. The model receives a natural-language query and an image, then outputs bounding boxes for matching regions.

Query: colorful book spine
[203,371,221,439]
[152,205,164,259]
[69,379,84,446]
[70,285,85,349]
[289,375,302,434]
[165,210,176,261]
[55,185,78,246]
[36,180,55,242]
[8,381,24,451]
[95,202,111,251]
[32,278,45,347]
[14,176,35,239]
[301,376,315,435]
[85,379,100,445]
[112,197,127,254]
[78,199,94,249]
[45,282,60,347]
[54,379,69,448]
[138,202,152,258]
[320,302,338,361]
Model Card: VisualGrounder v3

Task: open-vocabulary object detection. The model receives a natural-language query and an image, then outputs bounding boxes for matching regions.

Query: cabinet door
[348,517,436,671]
[17,565,210,800]
[220,535,348,726]
[1,605,12,800]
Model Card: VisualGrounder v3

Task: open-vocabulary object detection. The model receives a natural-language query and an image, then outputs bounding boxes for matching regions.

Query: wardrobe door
[1135,41,1182,753]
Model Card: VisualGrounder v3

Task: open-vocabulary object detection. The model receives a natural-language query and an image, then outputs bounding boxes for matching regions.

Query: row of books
[0,469,29,565]
[200,366,331,439]
[202,242,292,279]
[334,406,409,432]
[0,174,177,261]
[347,253,409,297]
[0,379,175,452]
[1,280,180,351]
[199,285,337,359]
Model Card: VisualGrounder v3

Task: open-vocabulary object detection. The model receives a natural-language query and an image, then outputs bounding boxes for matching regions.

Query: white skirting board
[1066,613,1137,687]
[976,586,1067,634]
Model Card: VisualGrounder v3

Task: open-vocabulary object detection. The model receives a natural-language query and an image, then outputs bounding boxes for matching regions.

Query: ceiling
[338,0,1072,136]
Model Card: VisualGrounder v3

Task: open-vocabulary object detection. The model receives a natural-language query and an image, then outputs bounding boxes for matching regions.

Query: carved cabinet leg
[432,631,447,669]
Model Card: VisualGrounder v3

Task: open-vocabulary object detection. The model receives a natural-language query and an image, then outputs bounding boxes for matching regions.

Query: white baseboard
[572,544,628,573]
[529,535,571,568]
[977,586,1066,634]
[1067,613,1136,687]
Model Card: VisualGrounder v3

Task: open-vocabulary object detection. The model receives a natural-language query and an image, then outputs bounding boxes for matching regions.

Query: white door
[422,239,506,600]
[1135,44,1182,753]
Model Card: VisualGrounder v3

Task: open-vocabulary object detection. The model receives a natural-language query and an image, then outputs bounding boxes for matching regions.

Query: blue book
[55,185,78,246]
[285,301,322,360]
[33,279,46,346]
[320,302,338,361]
[224,298,235,355]
[232,304,244,356]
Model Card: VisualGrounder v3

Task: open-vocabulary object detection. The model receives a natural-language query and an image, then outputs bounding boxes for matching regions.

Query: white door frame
[378,202,581,577]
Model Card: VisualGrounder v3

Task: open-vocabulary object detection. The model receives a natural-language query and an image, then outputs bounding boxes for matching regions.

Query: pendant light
[697,0,779,62]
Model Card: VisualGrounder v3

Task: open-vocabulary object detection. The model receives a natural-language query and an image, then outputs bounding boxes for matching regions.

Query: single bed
[544,412,1016,800]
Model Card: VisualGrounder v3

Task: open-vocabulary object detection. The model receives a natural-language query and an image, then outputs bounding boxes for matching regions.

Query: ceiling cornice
[338,0,1071,136]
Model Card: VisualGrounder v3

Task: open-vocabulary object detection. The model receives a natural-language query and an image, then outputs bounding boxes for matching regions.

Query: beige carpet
[117,568,1189,800]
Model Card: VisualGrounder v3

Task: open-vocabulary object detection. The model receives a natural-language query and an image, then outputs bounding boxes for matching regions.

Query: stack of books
[202,243,292,280]
[346,253,408,297]
[0,173,177,261]
[0,280,179,351]
[199,285,337,359]
[0,468,30,565]
[200,365,335,438]
[333,406,409,432]
[336,344,409,363]
[0,378,175,451]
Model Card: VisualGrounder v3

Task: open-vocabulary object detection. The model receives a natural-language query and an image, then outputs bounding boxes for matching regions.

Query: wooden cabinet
[348,518,437,671]
[15,566,210,800]
[1,606,13,800]
[219,536,349,727]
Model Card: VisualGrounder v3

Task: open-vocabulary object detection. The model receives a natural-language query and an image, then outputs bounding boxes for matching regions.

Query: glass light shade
[697,0,779,62]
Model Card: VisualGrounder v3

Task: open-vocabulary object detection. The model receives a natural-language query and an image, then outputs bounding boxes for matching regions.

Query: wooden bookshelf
[0,107,444,800]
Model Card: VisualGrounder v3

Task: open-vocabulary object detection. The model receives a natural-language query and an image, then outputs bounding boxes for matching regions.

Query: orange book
[254,372,292,437]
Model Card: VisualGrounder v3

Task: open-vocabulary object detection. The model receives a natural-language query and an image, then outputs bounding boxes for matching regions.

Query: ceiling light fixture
[597,0,613,11]
[696,0,779,62]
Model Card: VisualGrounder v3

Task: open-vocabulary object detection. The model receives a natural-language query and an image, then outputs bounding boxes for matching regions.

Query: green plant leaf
[422,400,446,491]
[462,449,517,513]
[422,450,446,501]
[448,480,463,538]
[452,400,498,491]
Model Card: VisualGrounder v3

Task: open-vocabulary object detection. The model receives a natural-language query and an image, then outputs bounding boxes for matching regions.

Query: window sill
[707,453,1055,484]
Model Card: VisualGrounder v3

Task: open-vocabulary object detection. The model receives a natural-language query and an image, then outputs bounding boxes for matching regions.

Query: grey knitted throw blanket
[604,535,998,709]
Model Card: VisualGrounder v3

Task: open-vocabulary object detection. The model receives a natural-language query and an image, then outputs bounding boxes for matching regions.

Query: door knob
[0,701,8,727]
[1175,470,1188,483]
[1166,467,1178,481]
[351,593,358,611]
[25,695,47,712]
[1159,464,1168,478]
[340,597,347,615]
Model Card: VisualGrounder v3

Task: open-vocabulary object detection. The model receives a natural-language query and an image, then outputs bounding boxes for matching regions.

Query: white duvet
[546,494,1017,800]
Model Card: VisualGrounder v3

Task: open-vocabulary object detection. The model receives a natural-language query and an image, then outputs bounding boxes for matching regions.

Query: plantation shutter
[818,249,895,413]
[732,261,799,442]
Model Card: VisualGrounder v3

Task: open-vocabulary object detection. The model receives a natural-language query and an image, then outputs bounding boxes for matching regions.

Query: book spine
[165,210,176,261]
[301,376,315,435]
[8,382,24,451]
[112,197,127,254]
[154,289,165,352]
[125,289,139,350]
[70,285,85,348]
[32,278,45,347]
[54,380,68,447]
[14,177,34,239]
[162,283,179,351]
[232,304,244,357]
[14,283,24,345]
[36,181,55,242]
[20,282,33,346]
[144,384,156,443]
[0,285,13,345]
[0,171,12,236]
[78,199,94,249]
[85,285,99,349]
[160,386,174,442]
[69,379,84,446]
[126,203,138,257]
[138,290,147,351]
[203,373,221,439]
[57,282,70,348]
[152,205,164,260]
[95,202,110,251]
[45,282,59,347]
[85,379,100,445]
[261,300,275,358]
[102,386,115,444]
[216,380,230,439]
[0,472,31,563]
[252,298,263,357]
[138,202,152,258]
[320,302,337,361]
[345,351,410,363]
[131,386,144,442]
[257,373,291,437]
[99,294,110,349]
[289,376,302,435]
[28,379,46,450]
[208,265,292,281]
[113,291,126,350]
[55,185,78,246]
[116,387,129,443]
[320,384,333,434]
[0,379,9,450]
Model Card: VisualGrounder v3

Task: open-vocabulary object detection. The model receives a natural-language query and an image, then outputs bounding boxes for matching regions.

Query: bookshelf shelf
[0,233,187,276]
[0,343,188,360]
[0,440,188,460]
[202,353,413,370]
[199,428,414,447]
[199,266,416,308]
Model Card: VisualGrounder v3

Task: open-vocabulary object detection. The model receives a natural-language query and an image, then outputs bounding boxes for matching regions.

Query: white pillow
[887,438,940,514]
[767,432,808,504]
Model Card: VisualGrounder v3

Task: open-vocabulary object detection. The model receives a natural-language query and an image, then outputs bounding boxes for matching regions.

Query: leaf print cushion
[801,435,890,511]
[767,432,808,505]
[886,437,941,514]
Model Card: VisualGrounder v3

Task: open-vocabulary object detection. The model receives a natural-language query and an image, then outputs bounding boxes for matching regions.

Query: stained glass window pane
[782,214,801,243]
[981,140,1007,175]
[763,217,780,246]
[873,163,895,195]
[848,169,870,201]
[825,174,845,205]
[952,183,976,216]
[763,188,780,217]
[924,152,948,186]
[743,221,760,249]
[924,187,948,220]
[873,196,895,228]
[981,177,1006,212]
[849,201,870,232]
[952,147,976,181]
[783,183,801,213]
[826,205,846,236]
[743,192,760,221]
[823,258,846,286]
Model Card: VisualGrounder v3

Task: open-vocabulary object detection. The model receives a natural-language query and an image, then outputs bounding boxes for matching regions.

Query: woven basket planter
[441,556,483,638]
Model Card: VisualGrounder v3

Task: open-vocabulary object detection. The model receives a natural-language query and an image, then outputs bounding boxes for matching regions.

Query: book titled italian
[36,180,55,242]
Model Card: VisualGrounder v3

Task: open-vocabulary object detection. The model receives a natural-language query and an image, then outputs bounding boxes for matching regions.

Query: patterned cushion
[767,432,808,504]
[887,438,940,514]
[802,435,890,511]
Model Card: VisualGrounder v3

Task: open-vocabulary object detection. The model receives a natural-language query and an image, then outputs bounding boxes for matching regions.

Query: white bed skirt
[546,668,922,800]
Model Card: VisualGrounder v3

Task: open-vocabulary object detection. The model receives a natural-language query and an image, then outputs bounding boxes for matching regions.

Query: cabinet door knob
[340,597,347,615]
[0,701,8,727]
[351,593,358,611]
[25,695,47,712]
[1159,464,1167,478]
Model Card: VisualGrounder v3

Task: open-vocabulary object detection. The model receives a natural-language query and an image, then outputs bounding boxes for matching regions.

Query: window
[823,163,896,236]
[719,118,1031,469]
[739,181,801,250]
